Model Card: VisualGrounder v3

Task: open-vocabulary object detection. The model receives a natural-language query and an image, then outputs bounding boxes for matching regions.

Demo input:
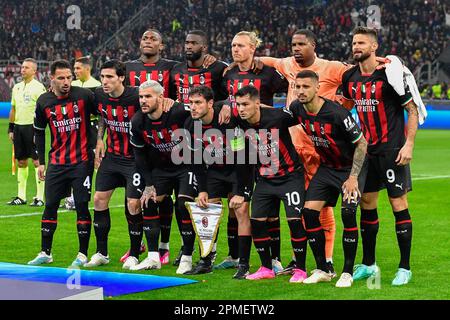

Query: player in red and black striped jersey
[224,31,288,107]
[125,29,177,96]
[170,30,228,107]
[341,27,419,285]
[229,85,310,282]
[289,70,368,286]
[183,86,252,278]
[29,60,96,266]
[130,80,198,274]
[82,60,145,269]
[222,31,289,269]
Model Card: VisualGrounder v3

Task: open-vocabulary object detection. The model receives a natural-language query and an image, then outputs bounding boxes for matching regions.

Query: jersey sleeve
[130,113,146,148]
[398,82,413,107]
[339,109,363,144]
[11,85,17,107]
[260,56,281,69]
[35,83,47,101]
[33,98,47,130]
[270,68,289,94]
[280,107,299,128]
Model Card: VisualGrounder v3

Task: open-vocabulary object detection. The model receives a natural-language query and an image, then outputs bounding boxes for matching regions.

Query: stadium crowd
[0,0,447,74]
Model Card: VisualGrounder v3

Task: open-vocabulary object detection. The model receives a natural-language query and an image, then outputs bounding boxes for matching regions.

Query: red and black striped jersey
[289,98,363,169]
[125,58,178,97]
[224,65,288,106]
[342,66,413,154]
[130,103,191,169]
[34,87,95,165]
[170,60,228,106]
[95,86,140,158]
[233,107,303,179]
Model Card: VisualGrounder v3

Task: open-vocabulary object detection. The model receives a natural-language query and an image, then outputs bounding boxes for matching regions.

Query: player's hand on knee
[197,192,209,209]
[342,175,360,204]
[229,195,244,209]
[37,165,46,181]
[140,185,157,208]
[395,142,413,166]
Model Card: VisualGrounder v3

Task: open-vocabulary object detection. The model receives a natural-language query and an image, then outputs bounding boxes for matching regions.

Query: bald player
[256,29,352,274]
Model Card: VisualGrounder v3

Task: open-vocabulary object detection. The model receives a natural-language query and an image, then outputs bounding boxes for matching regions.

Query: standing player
[82,60,144,269]
[341,27,418,285]
[28,60,96,266]
[232,86,312,283]
[170,30,228,106]
[290,70,368,287]
[220,31,289,272]
[7,58,46,206]
[184,86,253,278]
[255,29,352,274]
[65,56,102,210]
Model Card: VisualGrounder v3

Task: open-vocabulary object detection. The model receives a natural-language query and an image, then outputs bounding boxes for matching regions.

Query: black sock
[159,196,173,246]
[267,219,281,261]
[251,219,271,269]
[360,208,379,266]
[142,202,158,254]
[93,209,111,256]
[394,209,412,270]
[287,219,307,271]
[178,197,195,255]
[303,208,327,271]
[238,235,252,266]
[41,204,58,255]
[174,199,184,247]
[128,211,144,257]
[76,202,91,256]
[227,217,239,259]
[341,207,358,274]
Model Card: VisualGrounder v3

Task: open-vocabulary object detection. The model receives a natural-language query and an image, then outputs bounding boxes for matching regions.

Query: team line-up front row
[26,37,418,289]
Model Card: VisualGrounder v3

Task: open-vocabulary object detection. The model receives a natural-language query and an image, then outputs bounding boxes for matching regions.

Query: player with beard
[124,29,217,266]
[253,29,353,275]
[28,60,96,266]
[341,27,418,286]
[170,30,228,107]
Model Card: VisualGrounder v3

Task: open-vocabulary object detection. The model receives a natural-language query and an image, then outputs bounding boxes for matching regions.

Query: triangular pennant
[185,202,223,257]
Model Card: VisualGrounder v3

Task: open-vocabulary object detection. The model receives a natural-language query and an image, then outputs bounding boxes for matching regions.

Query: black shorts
[152,166,198,199]
[251,170,305,219]
[306,161,368,209]
[207,166,254,202]
[13,124,37,160]
[363,150,412,198]
[95,153,144,199]
[45,161,93,205]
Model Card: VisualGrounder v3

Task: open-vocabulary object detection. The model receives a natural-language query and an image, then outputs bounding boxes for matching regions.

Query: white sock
[159,242,169,250]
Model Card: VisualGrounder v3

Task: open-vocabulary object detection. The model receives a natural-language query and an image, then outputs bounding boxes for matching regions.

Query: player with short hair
[221,31,289,273]
[255,29,353,275]
[82,59,144,269]
[341,27,418,286]
[28,59,96,266]
[7,58,46,206]
[183,85,253,278]
[65,56,102,210]
[130,80,199,273]
[290,70,368,287]
[231,85,310,283]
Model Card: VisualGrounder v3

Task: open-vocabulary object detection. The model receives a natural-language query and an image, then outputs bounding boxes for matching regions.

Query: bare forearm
[9,106,15,123]
[404,101,419,146]
[97,116,106,141]
[350,137,367,177]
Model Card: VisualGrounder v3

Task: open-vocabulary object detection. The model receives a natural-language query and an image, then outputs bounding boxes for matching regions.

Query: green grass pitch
[0,118,449,300]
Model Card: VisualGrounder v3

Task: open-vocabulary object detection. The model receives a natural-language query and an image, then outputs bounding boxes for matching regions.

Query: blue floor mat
[0,262,197,297]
